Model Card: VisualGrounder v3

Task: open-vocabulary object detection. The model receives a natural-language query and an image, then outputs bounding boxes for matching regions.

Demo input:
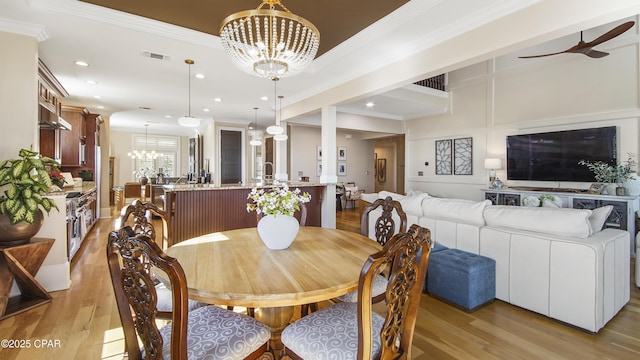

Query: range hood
[39,105,72,130]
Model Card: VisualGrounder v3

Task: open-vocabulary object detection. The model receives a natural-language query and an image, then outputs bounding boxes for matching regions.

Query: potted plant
[0,148,60,245]
[246,184,311,249]
[579,159,634,195]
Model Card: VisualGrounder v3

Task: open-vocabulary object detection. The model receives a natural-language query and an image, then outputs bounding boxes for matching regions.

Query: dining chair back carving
[360,196,407,246]
[107,227,270,360]
[117,199,170,249]
[282,224,433,360]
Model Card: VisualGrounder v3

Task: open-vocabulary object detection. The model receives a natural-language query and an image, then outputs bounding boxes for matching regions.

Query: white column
[320,106,337,228]
[274,123,288,181]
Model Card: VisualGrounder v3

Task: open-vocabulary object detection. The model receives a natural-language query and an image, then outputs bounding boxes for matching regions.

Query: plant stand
[0,238,54,319]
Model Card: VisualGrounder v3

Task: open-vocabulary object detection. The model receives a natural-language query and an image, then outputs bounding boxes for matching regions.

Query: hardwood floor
[0,207,638,359]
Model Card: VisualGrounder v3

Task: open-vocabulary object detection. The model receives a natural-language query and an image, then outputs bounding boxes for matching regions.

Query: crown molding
[0,16,49,41]
[30,0,220,48]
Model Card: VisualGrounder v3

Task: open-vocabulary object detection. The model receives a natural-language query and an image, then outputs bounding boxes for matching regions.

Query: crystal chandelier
[128,124,163,160]
[250,107,262,146]
[178,59,201,127]
[219,0,320,79]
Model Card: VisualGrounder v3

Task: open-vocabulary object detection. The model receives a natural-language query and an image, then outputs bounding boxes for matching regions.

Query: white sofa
[362,191,630,333]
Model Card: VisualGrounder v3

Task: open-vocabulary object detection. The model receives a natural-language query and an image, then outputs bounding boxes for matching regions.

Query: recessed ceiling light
[74,60,89,67]
[214,97,222,102]
[195,73,205,79]
[203,108,210,112]
[366,101,375,107]
[86,80,98,85]
[261,96,269,101]
[165,115,172,118]
[93,95,102,99]
[96,105,104,109]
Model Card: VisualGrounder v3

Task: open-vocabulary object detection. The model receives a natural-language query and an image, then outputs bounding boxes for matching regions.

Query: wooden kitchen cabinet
[60,105,88,167]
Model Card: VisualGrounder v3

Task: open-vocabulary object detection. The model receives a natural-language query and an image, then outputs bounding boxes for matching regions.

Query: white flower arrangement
[522,194,562,208]
[522,195,541,207]
[247,184,311,217]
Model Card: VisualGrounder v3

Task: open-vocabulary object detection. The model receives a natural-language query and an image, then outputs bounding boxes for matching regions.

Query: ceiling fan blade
[583,49,609,58]
[518,50,568,59]
[583,21,634,48]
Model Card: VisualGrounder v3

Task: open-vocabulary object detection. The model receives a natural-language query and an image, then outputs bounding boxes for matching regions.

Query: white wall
[289,125,375,192]
[406,18,640,201]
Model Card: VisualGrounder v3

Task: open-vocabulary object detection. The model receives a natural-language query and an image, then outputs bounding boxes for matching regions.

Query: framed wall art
[338,146,347,161]
[316,145,322,161]
[435,139,452,175]
[316,161,322,177]
[337,162,347,176]
[454,137,473,175]
[377,158,386,182]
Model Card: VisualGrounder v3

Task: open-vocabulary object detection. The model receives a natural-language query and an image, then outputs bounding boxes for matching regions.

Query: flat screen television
[506,126,617,182]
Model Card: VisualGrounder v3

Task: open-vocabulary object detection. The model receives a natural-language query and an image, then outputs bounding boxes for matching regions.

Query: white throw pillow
[378,191,405,201]
[421,197,491,226]
[483,206,593,238]
[398,193,430,216]
[589,205,613,233]
[542,199,560,208]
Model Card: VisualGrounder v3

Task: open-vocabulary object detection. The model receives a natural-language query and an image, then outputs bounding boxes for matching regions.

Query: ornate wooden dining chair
[336,196,408,305]
[282,224,432,360]
[107,226,271,360]
[117,199,170,249]
[116,199,205,317]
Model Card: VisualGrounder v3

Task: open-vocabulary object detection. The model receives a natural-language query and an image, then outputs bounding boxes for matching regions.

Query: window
[132,134,180,177]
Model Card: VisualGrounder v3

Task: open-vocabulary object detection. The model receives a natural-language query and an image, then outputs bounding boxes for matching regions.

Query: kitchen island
[163,183,325,245]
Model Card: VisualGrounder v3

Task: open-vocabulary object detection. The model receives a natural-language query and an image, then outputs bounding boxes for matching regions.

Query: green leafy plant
[247,184,311,217]
[579,159,633,184]
[0,148,59,224]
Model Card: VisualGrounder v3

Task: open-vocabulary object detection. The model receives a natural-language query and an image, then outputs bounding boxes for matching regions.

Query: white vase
[257,214,299,250]
[605,183,618,196]
[624,172,640,196]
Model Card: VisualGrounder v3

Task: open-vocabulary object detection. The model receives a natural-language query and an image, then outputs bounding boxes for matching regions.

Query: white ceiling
[2,0,640,136]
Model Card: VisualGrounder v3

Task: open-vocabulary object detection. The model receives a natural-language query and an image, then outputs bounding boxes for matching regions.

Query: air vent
[142,51,171,61]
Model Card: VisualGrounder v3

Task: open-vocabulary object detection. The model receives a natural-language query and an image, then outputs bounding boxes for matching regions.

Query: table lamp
[484,158,502,183]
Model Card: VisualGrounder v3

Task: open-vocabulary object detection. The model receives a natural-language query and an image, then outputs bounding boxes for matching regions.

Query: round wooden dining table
[164,226,382,353]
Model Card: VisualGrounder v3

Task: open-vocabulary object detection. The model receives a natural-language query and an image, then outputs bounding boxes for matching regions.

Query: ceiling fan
[519,21,635,59]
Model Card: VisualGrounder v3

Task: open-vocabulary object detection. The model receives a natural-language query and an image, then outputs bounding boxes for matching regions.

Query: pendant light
[178,59,201,127]
[274,95,288,141]
[266,77,284,135]
[250,107,262,146]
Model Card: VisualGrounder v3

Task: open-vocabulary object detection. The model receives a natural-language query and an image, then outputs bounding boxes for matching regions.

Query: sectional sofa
[361,191,630,333]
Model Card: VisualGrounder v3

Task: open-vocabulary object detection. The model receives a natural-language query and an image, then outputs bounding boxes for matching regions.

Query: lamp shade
[484,158,502,170]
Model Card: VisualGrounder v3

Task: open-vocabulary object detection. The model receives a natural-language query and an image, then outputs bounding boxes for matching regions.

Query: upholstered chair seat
[154,305,271,359]
[281,302,385,359]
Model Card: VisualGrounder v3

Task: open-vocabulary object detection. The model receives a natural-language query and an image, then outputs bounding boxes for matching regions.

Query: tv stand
[482,188,638,256]
[507,186,588,194]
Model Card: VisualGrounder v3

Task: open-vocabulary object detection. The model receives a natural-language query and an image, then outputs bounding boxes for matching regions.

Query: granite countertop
[162,181,325,191]
[49,182,97,197]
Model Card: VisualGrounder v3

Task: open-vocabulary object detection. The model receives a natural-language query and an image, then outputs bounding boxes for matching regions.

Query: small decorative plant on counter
[247,184,311,250]
[0,148,60,225]
[578,159,634,185]
[246,184,311,217]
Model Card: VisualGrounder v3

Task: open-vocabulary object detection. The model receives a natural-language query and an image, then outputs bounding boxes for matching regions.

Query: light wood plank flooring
[0,208,638,359]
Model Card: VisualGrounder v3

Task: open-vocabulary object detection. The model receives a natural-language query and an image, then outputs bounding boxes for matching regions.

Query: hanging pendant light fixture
[266,77,284,135]
[250,107,262,146]
[274,95,288,141]
[127,124,163,160]
[178,59,201,127]
[219,0,320,79]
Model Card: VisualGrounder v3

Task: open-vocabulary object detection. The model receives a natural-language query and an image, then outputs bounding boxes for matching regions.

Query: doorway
[220,129,243,184]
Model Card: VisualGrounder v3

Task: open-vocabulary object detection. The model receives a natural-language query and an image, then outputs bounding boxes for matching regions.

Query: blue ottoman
[422,242,449,292]
[427,248,495,311]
